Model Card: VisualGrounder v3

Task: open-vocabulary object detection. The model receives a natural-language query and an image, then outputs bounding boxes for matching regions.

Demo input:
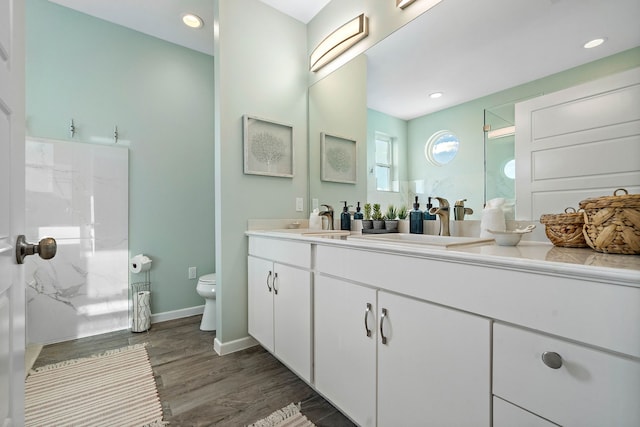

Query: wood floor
[33,315,356,427]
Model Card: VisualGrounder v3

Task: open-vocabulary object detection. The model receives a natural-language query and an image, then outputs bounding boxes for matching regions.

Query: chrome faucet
[318,204,334,230]
[428,197,450,236]
[453,199,474,221]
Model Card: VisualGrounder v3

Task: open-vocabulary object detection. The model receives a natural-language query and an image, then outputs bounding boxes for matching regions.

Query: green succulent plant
[372,203,383,220]
[363,203,372,220]
[385,204,398,220]
[397,205,408,220]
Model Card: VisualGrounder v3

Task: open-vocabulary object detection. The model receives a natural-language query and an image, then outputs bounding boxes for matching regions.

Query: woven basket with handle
[539,207,587,248]
[579,188,640,255]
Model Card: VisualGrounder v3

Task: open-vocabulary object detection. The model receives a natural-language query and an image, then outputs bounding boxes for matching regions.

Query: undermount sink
[301,230,351,238]
[348,233,495,248]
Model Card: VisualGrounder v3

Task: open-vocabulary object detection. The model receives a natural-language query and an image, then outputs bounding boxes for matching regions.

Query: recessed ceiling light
[182,13,203,29]
[429,92,443,99]
[583,38,606,49]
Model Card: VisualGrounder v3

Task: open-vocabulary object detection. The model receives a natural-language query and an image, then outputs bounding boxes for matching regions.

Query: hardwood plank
[33,315,356,426]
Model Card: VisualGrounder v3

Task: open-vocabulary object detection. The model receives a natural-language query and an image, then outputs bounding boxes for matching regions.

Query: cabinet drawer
[493,397,557,427]
[248,236,311,268]
[493,323,640,427]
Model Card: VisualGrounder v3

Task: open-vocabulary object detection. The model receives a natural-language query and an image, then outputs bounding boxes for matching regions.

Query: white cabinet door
[248,256,275,352]
[493,397,558,427]
[273,263,312,382]
[314,275,377,427]
[377,291,491,427]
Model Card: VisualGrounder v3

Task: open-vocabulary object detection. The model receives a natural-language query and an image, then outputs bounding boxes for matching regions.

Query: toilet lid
[199,273,216,284]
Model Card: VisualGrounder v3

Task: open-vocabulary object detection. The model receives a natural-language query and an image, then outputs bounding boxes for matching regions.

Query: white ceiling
[48,0,640,120]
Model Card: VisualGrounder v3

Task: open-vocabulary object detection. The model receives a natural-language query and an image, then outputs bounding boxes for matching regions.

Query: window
[425,130,459,166]
[375,133,396,191]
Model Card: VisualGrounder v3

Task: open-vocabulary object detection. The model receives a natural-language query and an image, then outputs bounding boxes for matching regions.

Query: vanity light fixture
[397,0,418,8]
[182,13,203,29]
[310,14,369,72]
[429,92,443,99]
[583,38,606,49]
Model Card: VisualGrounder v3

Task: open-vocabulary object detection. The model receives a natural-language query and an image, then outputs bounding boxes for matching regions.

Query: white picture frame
[243,115,294,178]
[321,132,357,184]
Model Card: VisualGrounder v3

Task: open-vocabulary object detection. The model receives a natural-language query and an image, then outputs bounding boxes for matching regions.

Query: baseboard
[151,305,204,324]
[214,335,258,356]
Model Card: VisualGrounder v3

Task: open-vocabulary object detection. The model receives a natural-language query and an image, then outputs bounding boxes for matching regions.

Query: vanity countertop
[246,229,640,287]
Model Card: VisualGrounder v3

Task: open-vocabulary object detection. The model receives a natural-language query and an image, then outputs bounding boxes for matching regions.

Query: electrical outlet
[188,266,197,279]
[312,198,319,211]
[296,197,304,212]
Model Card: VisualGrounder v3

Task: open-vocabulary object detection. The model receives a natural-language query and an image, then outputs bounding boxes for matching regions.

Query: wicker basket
[539,207,588,248]
[578,188,640,255]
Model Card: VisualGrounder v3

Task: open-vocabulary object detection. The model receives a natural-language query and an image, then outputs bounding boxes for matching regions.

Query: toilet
[196,273,216,331]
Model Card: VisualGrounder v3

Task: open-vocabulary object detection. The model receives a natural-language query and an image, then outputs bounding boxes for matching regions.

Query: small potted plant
[385,204,399,232]
[397,205,409,233]
[372,203,385,229]
[362,203,373,230]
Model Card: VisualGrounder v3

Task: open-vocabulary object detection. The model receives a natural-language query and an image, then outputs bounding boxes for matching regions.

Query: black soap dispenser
[424,197,436,221]
[410,196,424,234]
[353,202,363,220]
[340,201,352,231]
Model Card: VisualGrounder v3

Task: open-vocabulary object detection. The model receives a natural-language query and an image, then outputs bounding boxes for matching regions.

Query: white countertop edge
[246,229,640,287]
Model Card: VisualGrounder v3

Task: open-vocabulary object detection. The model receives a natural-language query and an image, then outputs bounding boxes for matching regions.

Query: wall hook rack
[114,125,119,143]
[70,119,76,138]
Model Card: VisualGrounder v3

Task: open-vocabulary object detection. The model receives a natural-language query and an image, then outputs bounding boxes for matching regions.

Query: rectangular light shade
[487,126,516,139]
[397,0,418,8]
[310,14,368,72]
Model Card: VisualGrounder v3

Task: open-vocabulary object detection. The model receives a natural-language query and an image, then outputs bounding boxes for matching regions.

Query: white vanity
[246,230,640,427]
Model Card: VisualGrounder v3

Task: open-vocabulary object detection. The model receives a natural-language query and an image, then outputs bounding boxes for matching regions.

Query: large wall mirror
[307,0,640,220]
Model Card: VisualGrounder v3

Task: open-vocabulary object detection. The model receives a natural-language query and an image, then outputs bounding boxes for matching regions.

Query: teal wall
[26,0,215,314]
[214,0,308,344]
[406,47,640,218]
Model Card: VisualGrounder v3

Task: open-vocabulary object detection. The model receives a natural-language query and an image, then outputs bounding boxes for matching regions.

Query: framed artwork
[243,115,294,178]
[321,132,357,184]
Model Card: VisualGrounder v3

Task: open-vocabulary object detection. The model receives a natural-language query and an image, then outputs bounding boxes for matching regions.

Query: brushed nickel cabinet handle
[273,272,279,295]
[542,351,563,369]
[364,303,372,337]
[380,308,388,344]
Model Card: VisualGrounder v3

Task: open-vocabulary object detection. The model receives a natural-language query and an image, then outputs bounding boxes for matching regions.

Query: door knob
[16,235,57,264]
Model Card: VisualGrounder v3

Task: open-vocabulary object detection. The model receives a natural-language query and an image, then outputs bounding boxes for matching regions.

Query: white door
[272,263,311,382]
[377,291,491,427]
[247,256,275,352]
[0,0,26,424]
[314,275,377,427]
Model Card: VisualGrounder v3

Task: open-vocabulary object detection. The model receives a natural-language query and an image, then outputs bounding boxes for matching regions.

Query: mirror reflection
[308,0,640,220]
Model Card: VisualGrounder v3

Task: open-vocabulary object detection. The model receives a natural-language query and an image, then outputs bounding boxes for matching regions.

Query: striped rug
[249,403,315,427]
[25,344,166,427]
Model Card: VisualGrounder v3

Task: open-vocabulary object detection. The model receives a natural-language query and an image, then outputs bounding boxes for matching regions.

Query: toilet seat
[198,273,216,284]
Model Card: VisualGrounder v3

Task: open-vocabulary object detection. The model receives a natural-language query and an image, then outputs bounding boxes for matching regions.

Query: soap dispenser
[352,202,363,233]
[409,196,424,234]
[424,197,436,220]
[353,202,363,219]
[340,201,352,231]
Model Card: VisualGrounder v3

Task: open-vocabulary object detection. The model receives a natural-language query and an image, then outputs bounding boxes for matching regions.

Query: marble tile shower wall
[25,138,129,344]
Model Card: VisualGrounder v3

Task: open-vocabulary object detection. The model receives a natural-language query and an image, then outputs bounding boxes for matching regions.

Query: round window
[503,158,516,180]
[425,131,460,166]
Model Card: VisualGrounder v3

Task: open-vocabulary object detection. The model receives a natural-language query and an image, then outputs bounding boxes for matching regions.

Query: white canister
[309,208,322,230]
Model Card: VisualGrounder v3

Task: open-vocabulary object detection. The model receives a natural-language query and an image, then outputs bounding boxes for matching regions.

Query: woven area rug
[249,403,315,427]
[25,343,166,427]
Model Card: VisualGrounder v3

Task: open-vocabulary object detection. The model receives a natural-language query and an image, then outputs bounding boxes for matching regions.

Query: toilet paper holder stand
[130,271,151,332]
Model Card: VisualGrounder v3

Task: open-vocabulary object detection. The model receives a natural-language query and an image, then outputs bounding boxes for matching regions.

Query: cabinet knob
[542,351,563,369]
